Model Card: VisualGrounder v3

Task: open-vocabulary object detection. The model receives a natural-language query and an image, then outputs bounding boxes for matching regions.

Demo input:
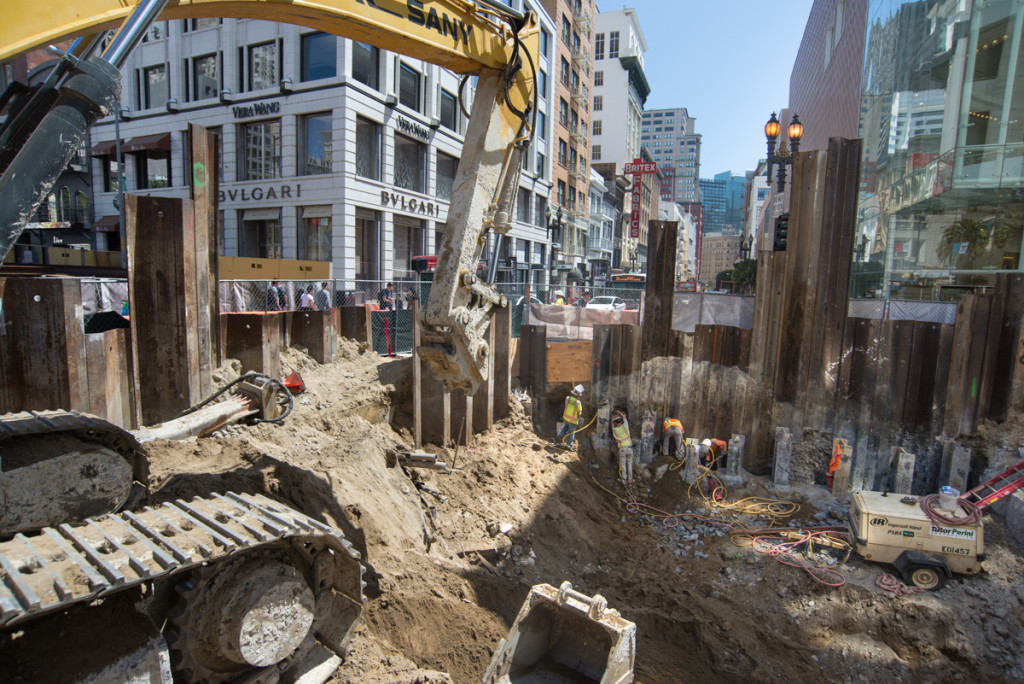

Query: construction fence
[72,277,960,355]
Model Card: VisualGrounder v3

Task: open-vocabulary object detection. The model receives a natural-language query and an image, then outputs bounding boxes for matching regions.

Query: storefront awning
[87,140,120,157]
[91,215,121,233]
[242,208,281,221]
[124,132,171,154]
[302,205,332,219]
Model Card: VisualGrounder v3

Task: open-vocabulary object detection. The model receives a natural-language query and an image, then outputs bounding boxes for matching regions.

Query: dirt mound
[136,347,1024,683]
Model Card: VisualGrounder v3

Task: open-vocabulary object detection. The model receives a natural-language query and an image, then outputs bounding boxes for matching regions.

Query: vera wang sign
[231,101,281,119]
[397,116,430,141]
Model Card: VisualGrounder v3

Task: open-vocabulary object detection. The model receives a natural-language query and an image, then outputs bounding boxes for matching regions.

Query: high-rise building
[540,0,597,285]
[641,107,701,203]
[69,11,555,286]
[698,171,746,236]
[592,7,653,271]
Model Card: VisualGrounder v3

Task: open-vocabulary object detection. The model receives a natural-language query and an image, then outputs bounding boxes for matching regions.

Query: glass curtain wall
[858,0,1024,301]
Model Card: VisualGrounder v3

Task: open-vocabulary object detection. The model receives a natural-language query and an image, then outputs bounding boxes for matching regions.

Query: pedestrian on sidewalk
[612,410,634,483]
[556,384,584,448]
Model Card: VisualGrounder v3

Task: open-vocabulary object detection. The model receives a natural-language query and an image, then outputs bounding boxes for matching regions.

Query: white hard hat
[573,384,584,395]
[556,290,564,296]
[701,439,713,448]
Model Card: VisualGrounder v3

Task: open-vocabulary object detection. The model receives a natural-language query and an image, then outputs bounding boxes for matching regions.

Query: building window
[559,98,569,126]
[593,120,602,136]
[561,15,571,44]
[301,32,336,82]
[540,27,551,57]
[393,216,425,279]
[75,190,88,223]
[355,116,381,180]
[558,139,567,166]
[192,54,218,101]
[595,33,604,60]
[557,180,566,206]
[352,42,380,90]
[58,186,72,222]
[536,151,545,179]
[440,89,457,131]
[594,70,603,87]
[609,31,619,59]
[135,147,171,189]
[300,112,332,175]
[240,119,281,181]
[355,208,380,280]
[142,64,168,109]
[394,133,426,193]
[142,22,167,42]
[399,64,421,112]
[593,95,602,111]
[538,111,547,140]
[436,151,458,200]
[571,69,579,92]
[298,207,332,261]
[535,194,547,227]
[240,210,282,259]
[517,188,531,223]
[538,69,547,99]
[568,186,577,211]
[248,41,279,91]
[560,57,570,86]
[593,144,601,160]
[102,156,119,192]
[188,18,220,31]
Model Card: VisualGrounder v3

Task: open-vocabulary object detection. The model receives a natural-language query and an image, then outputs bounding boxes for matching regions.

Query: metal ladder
[960,459,1024,510]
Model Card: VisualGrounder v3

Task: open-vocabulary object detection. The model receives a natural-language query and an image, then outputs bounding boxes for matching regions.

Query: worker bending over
[700,438,728,470]
[556,384,585,448]
[662,417,685,459]
[612,410,634,483]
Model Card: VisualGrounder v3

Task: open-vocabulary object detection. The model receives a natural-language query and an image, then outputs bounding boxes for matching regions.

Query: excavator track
[0,409,149,535]
[0,492,365,682]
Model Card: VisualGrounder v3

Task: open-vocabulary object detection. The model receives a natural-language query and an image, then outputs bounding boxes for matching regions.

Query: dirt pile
[139,346,1024,683]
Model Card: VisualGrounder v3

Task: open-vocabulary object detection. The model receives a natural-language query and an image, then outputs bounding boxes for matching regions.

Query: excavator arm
[0,0,538,393]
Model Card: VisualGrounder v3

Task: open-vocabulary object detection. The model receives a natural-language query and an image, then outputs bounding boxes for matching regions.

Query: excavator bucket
[484,582,635,684]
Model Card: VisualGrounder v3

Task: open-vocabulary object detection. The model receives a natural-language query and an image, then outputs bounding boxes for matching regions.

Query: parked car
[515,295,543,307]
[586,295,627,311]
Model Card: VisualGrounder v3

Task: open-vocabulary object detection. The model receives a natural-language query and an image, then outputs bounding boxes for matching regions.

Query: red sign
[624,161,658,174]
[626,158,657,239]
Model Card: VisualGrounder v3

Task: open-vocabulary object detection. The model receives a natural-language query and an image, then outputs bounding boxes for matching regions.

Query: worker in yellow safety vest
[611,410,634,483]
[556,384,585,447]
[661,417,685,459]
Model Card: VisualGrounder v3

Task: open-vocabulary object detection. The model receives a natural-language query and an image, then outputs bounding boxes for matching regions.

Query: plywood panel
[545,340,592,384]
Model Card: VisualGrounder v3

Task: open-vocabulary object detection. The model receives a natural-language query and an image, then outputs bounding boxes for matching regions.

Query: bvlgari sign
[231,101,281,119]
[381,190,441,217]
[219,183,302,203]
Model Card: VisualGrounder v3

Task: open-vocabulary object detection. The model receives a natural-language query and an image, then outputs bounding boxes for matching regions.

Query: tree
[714,269,733,291]
[732,258,757,294]
[937,218,990,269]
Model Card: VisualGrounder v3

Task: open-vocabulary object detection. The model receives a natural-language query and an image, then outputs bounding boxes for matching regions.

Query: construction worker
[662,417,685,459]
[612,410,634,483]
[556,384,585,448]
[700,438,728,470]
[554,290,566,305]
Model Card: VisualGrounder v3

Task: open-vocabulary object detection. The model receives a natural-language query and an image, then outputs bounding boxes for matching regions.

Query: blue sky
[596,0,815,179]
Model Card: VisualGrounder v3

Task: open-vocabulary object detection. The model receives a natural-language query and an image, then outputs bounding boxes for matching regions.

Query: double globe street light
[764,112,804,193]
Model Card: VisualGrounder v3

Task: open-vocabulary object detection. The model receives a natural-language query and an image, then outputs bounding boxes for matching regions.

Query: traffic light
[773,212,789,251]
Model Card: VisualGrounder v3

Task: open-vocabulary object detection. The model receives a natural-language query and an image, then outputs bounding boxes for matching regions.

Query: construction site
[2,1,1024,683]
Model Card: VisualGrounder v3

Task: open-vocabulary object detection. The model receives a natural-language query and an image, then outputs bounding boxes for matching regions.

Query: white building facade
[88,12,555,287]
[590,8,649,168]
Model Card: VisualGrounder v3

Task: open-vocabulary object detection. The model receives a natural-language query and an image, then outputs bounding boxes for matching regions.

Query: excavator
[0,1,552,682]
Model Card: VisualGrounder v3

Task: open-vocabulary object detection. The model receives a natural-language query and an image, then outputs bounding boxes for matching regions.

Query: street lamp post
[739,234,753,261]
[545,206,564,294]
[764,112,804,193]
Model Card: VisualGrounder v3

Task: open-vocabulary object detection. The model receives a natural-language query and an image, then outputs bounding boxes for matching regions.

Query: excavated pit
[72,337,1024,682]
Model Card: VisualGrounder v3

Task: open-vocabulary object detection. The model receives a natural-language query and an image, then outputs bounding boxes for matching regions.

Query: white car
[515,296,543,307]
[586,296,627,311]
